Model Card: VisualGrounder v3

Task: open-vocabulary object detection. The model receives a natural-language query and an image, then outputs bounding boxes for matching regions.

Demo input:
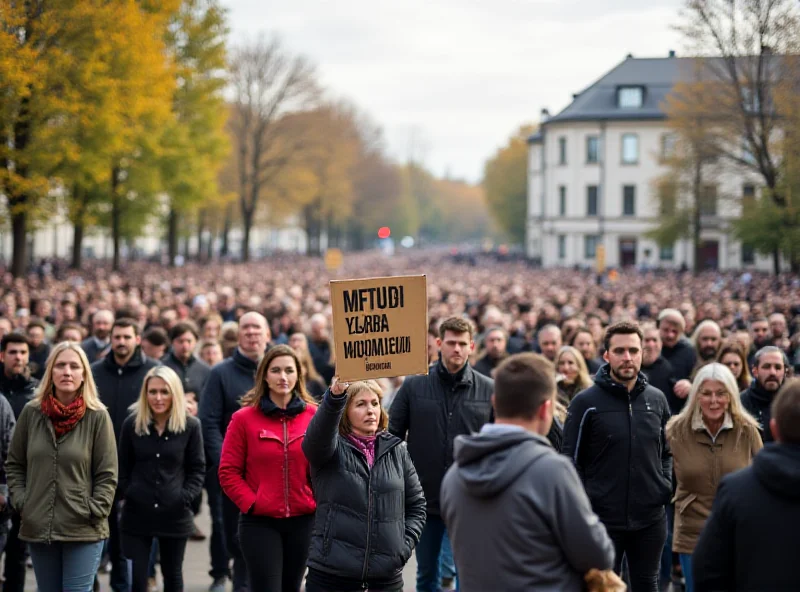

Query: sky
[224,0,685,183]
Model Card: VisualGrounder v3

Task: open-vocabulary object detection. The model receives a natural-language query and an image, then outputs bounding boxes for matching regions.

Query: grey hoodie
[441,424,614,592]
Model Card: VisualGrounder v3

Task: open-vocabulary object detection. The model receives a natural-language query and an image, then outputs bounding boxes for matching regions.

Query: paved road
[23,495,419,591]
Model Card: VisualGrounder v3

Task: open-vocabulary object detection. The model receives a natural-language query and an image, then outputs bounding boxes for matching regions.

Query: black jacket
[562,364,673,531]
[118,415,205,537]
[91,348,160,440]
[389,361,494,515]
[472,354,502,378]
[28,343,51,381]
[303,391,426,589]
[740,380,778,444]
[198,348,258,467]
[0,370,38,419]
[693,443,800,591]
[642,356,678,415]
[161,352,211,400]
[661,339,696,383]
[81,336,111,363]
[0,394,15,534]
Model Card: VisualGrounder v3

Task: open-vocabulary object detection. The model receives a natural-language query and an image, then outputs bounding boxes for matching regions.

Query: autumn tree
[483,125,535,244]
[228,35,320,260]
[677,0,800,272]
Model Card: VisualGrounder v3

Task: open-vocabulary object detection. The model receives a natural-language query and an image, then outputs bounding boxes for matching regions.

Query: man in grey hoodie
[441,353,614,591]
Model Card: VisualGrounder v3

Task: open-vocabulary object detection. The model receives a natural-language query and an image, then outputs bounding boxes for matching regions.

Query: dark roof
[527,130,543,144]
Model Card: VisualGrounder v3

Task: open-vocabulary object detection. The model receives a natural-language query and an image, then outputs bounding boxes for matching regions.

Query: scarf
[346,433,377,467]
[41,391,86,438]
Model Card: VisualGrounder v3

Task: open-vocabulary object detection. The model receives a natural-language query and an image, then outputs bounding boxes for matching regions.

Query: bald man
[199,311,269,591]
[81,309,114,361]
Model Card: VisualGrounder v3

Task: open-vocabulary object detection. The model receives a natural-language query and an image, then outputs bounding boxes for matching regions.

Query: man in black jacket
[80,309,114,362]
[657,309,696,411]
[740,346,787,444]
[693,379,800,591]
[199,311,268,592]
[91,318,160,592]
[563,321,672,592]
[389,316,494,592]
[472,326,507,378]
[0,334,35,592]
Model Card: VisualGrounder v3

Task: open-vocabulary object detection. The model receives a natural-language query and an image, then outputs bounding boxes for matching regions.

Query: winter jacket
[303,391,426,589]
[441,424,614,592]
[118,415,205,538]
[667,412,762,554]
[472,354,503,378]
[81,336,110,363]
[0,395,15,533]
[199,348,258,467]
[0,370,39,419]
[28,343,51,381]
[161,352,211,400]
[562,364,673,531]
[218,397,316,518]
[388,360,494,515]
[6,401,117,543]
[661,338,697,382]
[642,356,678,415]
[740,380,778,443]
[693,443,800,591]
[91,348,160,440]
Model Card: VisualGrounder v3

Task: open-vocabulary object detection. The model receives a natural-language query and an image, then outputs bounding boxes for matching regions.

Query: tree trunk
[167,207,179,267]
[111,166,121,272]
[207,230,214,261]
[10,96,33,278]
[773,248,781,274]
[11,211,27,278]
[221,203,232,257]
[692,154,703,275]
[196,209,206,261]
[241,209,253,262]
[182,234,190,259]
[71,222,84,270]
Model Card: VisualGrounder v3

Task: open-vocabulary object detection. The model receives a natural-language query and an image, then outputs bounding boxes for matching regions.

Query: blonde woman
[118,366,205,592]
[302,378,426,592]
[666,363,763,592]
[555,345,593,406]
[6,342,117,592]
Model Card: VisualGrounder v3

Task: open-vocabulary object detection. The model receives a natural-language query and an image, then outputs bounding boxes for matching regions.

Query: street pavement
[23,495,418,591]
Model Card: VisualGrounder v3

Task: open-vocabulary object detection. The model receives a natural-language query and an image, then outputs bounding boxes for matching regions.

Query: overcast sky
[224,0,685,182]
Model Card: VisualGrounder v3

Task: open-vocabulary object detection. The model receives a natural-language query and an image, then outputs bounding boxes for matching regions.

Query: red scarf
[41,392,87,438]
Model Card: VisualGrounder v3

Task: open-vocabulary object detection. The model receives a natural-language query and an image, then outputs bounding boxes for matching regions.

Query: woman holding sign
[302,377,426,592]
[218,345,318,592]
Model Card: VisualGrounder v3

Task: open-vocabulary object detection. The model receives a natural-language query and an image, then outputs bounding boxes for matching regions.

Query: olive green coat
[5,401,118,543]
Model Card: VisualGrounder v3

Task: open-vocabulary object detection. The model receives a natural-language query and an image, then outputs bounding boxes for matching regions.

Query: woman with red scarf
[6,342,117,592]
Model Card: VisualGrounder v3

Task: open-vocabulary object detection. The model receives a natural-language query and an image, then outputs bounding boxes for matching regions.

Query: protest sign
[330,275,428,381]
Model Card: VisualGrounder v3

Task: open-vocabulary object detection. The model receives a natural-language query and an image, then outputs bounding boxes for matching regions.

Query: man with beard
[689,320,722,374]
[748,318,771,367]
[473,327,508,377]
[640,324,675,405]
[537,324,562,363]
[657,309,696,414]
[81,309,114,362]
[390,316,494,592]
[91,318,160,592]
[741,346,787,444]
[563,321,672,592]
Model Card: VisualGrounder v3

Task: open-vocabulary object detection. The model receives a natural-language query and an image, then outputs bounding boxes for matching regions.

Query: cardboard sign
[330,275,428,381]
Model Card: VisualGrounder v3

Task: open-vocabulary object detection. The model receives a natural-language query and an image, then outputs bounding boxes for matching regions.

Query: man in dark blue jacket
[563,321,672,592]
[199,311,268,592]
[389,316,494,592]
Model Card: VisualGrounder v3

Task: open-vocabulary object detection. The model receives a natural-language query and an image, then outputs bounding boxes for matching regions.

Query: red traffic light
[378,226,391,239]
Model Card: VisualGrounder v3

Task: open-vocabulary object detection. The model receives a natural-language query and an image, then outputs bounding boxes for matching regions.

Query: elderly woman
[302,378,426,592]
[666,363,763,592]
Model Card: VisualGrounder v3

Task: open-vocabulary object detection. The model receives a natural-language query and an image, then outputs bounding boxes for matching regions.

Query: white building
[527,53,780,271]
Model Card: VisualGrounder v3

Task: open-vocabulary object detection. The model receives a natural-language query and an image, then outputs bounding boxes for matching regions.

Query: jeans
[110,496,131,592]
[608,514,668,592]
[415,515,452,592]
[3,512,27,592]
[29,540,104,592]
[439,532,456,580]
[147,539,158,579]
[238,513,313,592]
[206,467,230,580]
[679,554,694,592]
[222,492,247,590]
[660,504,675,586]
[123,534,188,592]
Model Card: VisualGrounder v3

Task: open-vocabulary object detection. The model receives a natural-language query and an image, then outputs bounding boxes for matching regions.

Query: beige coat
[667,411,762,554]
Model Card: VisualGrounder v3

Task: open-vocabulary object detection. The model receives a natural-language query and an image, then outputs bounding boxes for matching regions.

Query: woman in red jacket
[218,345,317,592]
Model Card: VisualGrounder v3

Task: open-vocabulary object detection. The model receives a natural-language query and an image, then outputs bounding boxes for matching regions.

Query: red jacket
[219,399,317,518]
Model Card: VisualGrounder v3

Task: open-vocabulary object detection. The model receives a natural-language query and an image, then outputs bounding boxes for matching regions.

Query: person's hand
[330,376,350,397]
[674,379,691,399]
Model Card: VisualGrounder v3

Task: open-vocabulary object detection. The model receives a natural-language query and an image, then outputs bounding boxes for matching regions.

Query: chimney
[541,108,550,122]
[626,53,633,59]
[668,50,676,58]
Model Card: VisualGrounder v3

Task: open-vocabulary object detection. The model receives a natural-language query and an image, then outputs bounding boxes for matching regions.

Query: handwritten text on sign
[331,275,428,381]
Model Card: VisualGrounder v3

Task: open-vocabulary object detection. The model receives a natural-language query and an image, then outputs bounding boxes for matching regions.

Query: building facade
[527,54,778,271]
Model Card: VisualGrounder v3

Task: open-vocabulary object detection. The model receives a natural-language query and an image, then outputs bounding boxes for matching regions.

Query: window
[618,86,644,108]
[586,136,599,164]
[659,244,674,261]
[742,184,756,214]
[700,184,717,216]
[585,235,599,259]
[559,186,567,215]
[661,134,677,160]
[623,185,636,216]
[742,244,755,264]
[558,235,566,259]
[558,137,567,165]
[587,185,598,216]
[621,134,639,164]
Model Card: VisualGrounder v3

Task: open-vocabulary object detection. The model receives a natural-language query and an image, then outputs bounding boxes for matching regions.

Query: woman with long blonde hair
[6,342,117,592]
[555,345,593,406]
[118,366,205,592]
[666,363,762,592]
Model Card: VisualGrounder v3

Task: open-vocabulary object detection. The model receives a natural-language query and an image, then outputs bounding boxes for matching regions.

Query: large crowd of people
[0,252,799,592]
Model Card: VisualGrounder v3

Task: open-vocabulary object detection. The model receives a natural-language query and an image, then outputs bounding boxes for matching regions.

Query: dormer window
[618,86,644,108]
